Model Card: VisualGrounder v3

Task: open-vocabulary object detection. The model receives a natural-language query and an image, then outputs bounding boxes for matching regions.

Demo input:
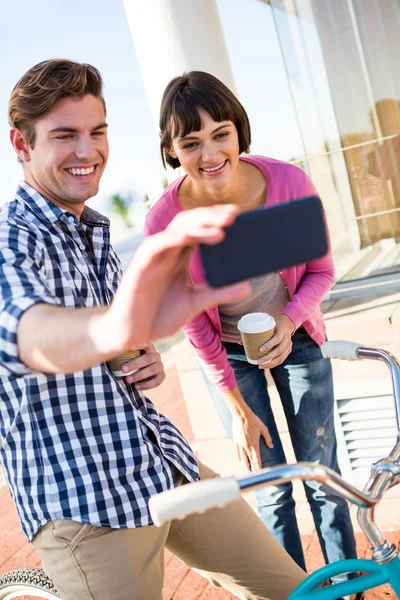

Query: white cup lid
[237,312,276,334]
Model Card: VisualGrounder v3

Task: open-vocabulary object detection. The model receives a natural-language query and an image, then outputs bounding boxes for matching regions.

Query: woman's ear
[160,132,177,158]
[167,147,177,159]
[165,145,177,159]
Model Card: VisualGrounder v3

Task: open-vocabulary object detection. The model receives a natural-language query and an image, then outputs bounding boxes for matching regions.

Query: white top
[219,272,288,343]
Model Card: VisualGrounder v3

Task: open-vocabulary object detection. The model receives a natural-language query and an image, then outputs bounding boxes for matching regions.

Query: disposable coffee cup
[107,349,142,377]
[237,312,276,365]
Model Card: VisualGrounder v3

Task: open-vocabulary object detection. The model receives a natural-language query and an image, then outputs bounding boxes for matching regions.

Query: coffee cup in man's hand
[107,350,142,377]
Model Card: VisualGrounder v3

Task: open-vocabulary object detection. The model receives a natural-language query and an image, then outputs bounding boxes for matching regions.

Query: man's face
[16,94,109,214]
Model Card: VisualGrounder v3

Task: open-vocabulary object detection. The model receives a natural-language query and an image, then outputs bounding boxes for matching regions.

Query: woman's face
[168,108,240,189]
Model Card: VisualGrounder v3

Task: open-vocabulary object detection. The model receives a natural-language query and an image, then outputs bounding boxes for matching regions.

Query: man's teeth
[67,166,95,176]
[202,162,225,172]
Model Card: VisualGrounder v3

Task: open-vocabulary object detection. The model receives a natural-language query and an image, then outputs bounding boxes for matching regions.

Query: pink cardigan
[145,155,335,392]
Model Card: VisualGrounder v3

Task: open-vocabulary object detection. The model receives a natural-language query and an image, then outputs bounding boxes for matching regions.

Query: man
[0,59,304,600]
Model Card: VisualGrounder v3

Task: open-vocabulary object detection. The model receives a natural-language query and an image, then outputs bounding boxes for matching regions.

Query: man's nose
[75,136,96,160]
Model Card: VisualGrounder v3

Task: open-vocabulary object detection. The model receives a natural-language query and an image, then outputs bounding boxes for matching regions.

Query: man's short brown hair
[159,71,251,169]
[8,59,106,149]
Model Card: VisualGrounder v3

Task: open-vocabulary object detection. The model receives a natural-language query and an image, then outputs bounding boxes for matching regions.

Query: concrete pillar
[123,0,236,135]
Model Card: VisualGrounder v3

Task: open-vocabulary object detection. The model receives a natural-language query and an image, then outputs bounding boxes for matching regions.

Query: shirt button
[68,216,75,223]
[284,286,288,289]
[279,271,283,275]
[80,244,85,251]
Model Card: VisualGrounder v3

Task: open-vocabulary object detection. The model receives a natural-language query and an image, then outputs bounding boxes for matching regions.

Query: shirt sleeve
[281,167,335,327]
[0,221,61,378]
[183,312,237,393]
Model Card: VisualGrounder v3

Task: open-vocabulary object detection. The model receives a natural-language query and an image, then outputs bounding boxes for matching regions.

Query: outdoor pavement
[0,287,399,598]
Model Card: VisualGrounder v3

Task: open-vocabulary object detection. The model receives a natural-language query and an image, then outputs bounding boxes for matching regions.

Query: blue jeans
[202,331,357,578]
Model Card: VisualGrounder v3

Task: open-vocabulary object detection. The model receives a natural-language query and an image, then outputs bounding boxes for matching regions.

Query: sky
[0,0,335,221]
[0,0,165,215]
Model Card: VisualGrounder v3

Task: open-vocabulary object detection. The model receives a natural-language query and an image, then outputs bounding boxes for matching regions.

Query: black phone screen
[199,196,328,287]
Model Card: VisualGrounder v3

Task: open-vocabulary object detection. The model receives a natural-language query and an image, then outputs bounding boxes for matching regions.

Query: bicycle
[1,340,398,599]
[0,567,59,599]
[149,341,400,600]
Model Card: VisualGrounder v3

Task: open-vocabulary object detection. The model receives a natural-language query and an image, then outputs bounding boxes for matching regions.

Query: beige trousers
[32,461,305,600]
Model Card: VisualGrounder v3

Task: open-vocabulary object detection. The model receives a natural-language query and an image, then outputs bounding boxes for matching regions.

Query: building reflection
[269,0,400,279]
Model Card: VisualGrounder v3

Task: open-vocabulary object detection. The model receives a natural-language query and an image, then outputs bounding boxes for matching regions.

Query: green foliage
[143,193,151,209]
[109,193,133,227]
[109,178,169,223]
[288,157,306,170]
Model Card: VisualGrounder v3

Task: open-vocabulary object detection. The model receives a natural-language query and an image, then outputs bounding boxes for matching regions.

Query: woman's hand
[122,343,166,390]
[257,314,295,370]
[232,409,273,472]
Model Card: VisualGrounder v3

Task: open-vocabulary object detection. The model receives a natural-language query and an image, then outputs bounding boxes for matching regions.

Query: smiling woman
[145,70,358,581]
[159,69,250,171]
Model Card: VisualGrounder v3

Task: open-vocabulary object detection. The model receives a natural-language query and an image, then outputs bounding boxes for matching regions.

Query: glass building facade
[217,0,400,283]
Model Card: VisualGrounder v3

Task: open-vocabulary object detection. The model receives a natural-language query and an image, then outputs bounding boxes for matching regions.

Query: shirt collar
[15,181,110,228]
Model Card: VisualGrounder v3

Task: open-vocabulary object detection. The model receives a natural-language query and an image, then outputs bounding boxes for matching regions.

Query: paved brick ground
[0,353,399,598]
[0,483,398,599]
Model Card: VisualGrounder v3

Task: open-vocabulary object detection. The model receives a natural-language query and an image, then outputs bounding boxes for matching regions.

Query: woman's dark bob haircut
[159,71,251,169]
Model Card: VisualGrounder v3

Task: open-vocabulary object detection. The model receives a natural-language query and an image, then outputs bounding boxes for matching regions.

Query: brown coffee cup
[107,349,142,377]
[237,312,276,364]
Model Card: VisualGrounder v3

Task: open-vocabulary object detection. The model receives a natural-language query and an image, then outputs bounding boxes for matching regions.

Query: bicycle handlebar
[149,341,400,550]
[321,340,362,361]
[148,461,381,526]
[322,341,400,432]
[149,476,241,526]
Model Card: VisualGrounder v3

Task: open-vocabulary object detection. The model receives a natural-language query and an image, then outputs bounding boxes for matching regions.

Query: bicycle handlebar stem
[358,441,400,553]
[353,347,400,555]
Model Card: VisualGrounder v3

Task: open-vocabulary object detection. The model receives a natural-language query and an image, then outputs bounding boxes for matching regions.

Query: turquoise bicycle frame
[289,556,400,599]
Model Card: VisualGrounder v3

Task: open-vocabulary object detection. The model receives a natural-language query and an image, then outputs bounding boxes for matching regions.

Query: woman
[145,71,357,578]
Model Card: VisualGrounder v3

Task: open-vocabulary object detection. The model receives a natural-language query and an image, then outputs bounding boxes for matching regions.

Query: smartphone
[200,195,328,287]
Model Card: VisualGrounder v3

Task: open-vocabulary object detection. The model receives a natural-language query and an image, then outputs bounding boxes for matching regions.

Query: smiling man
[0,59,305,600]
[9,73,108,217]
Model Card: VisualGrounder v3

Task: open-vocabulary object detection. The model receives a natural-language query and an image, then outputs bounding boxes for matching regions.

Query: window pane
[271,0,400,280]
[216,0,305,161]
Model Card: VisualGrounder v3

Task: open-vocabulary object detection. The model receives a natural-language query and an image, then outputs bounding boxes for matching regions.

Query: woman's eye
[215,132,228,140]
[183,142,198,149]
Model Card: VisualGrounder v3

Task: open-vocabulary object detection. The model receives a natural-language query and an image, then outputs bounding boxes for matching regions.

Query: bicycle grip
[148,477,241,526]
[322,340,362,361]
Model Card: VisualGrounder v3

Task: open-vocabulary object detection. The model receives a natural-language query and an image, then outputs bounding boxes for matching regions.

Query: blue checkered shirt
[0,182,199,541]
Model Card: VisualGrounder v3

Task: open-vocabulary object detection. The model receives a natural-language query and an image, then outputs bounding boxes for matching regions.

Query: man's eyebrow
[93,122,108,131]
[48,123,109,133]
[178,122,231,142]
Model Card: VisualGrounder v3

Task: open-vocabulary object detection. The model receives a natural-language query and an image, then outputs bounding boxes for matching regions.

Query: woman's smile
[199,159,228,176]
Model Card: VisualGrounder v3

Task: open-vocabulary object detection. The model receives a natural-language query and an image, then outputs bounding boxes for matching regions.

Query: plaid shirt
[0,182,199,541]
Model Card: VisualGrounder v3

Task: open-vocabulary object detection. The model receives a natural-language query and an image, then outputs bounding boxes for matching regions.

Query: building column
[123,0,236,137]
